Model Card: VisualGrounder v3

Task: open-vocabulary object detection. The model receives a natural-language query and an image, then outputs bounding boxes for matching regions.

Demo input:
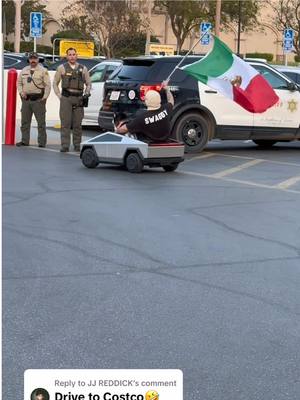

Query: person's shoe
[60,147,69,153]
[38,144,46,148]
[16,141,29,147]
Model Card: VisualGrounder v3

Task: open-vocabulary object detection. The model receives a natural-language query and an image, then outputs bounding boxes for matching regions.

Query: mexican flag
[181,36,279,113]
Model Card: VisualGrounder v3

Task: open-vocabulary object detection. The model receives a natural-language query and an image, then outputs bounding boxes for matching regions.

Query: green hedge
[295,55,300,63]
[245,52,273,62]
[4,41,53,54]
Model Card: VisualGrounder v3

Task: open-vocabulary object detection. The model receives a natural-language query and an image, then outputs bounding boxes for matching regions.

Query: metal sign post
[30,12,42,51]
[283,28,294,66]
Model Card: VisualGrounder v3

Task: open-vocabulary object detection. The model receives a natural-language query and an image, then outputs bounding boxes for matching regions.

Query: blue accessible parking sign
[30,12,43,38]
[283,28,294,53]
[200,22,212,45]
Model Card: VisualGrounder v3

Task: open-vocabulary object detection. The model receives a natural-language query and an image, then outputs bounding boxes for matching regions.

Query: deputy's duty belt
[62,89,83,97]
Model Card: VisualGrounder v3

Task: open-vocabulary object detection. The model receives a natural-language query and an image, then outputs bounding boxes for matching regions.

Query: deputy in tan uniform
[53,47,91,152]
[17,52,51,147]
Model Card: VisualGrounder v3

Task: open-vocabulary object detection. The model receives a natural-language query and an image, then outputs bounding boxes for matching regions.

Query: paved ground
[3,128,300,400]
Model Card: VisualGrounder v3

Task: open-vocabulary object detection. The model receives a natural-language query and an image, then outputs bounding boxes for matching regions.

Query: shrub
[4,41,53,54]
[295,55,300,63]
[245,52,273,62]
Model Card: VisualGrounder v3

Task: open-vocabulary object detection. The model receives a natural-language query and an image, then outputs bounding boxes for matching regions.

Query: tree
[267,0,300,56]
[154,0,211,53]
[154,0,261,54]
[2,0,51,40]
[213,1,261,31]
[60,0,147,57]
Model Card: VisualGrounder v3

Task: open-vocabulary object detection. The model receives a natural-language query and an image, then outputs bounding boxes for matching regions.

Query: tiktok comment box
[24,369,183,400]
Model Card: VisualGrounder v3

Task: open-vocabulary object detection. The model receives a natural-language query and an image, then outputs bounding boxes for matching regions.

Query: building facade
[37,0,294,62]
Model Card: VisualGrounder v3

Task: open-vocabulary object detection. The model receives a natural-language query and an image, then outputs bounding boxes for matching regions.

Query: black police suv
[98,56,300,153]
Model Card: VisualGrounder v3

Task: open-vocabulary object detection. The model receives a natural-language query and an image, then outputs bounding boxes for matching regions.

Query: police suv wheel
[174,112,209,153]
[126,153,143,173]
[81,148,99,169]
[253,140,277,148]
[163,164,178,172]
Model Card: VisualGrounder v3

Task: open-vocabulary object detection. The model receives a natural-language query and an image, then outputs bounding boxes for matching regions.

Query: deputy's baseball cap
[28,52,39,59]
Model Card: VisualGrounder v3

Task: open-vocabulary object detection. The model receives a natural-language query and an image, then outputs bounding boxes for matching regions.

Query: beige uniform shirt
[53,62,91,98]
[17,64,51,99]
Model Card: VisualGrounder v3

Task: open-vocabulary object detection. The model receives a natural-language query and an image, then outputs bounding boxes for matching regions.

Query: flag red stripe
[233,74,279,113]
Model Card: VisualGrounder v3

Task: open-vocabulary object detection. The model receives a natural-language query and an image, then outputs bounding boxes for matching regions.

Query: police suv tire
[81,148,99,168]
[163,164,179,172]
[126,153,143,173]
[174,112,209,153]
[253,140,277,148]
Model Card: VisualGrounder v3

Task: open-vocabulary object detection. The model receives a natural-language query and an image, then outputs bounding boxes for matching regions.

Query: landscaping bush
[245,52,273,62]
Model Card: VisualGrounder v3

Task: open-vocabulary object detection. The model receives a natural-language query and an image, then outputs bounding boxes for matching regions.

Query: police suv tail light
[140,84,162,101]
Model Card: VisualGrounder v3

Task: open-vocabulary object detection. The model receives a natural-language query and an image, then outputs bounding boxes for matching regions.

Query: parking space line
[180,170,300,194]
[211,159,264,178]
[206,151,300,168]
[185,152,216,162]
[275,176,300,189]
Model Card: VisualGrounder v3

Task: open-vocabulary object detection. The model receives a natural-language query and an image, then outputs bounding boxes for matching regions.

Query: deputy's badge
[287,99,297,112]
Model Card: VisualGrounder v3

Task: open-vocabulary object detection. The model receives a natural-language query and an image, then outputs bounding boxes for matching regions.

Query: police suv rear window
[116,60,155,80]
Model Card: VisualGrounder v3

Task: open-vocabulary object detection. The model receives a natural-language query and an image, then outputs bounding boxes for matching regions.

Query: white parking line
[211,159,264,178]
[180,170,300,194]
[189,151,300,168]
[275,176,300,189]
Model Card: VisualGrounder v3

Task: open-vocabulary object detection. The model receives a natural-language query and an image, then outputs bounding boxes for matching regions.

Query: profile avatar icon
[30,388,50,400]
[145,390,159,400]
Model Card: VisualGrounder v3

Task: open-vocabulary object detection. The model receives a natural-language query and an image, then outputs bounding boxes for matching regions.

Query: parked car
[47,57,105,71]
[4,53,47,69]
[83,59,122,126]
[272,65,300,85]
[99,56,300,152]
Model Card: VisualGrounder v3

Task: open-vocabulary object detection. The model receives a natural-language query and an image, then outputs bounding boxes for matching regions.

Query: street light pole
[145,0,152,55]
[215,0,221,37]
[14,0,22,53]
[237,0,242,55]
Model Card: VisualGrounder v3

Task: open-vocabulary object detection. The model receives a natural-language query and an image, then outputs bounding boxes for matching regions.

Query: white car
[272,65,300,86]
[82,59,122,126]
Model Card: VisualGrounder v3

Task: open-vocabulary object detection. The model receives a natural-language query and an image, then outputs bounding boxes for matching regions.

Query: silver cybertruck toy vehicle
[80,132,185,173]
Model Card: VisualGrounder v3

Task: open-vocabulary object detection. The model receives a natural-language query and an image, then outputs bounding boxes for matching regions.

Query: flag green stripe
[183,36,234,81]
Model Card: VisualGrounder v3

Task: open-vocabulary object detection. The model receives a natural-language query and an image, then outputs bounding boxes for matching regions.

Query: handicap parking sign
[200,22,212,45]
[283,29,294,53]
[30,12,43,38]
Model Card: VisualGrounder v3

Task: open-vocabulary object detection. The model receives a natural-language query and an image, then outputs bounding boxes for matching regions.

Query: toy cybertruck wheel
[81,148,99,169]
[163,164,179,172]
[125,152,143,173]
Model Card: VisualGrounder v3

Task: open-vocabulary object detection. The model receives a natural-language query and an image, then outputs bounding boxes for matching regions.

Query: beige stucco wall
[38,0,295,62]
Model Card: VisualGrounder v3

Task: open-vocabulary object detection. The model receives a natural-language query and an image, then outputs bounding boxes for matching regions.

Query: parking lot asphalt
[3,130,300,400]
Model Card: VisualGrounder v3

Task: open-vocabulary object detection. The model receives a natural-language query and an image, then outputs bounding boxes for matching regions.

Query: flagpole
[164,28,212,83]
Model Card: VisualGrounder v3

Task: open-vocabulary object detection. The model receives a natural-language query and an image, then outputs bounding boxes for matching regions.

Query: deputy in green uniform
[53,47,91,152]
[16,52,51,147]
